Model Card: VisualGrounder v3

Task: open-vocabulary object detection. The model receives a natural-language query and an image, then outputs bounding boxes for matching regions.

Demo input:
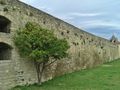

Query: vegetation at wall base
[11,59,120,90]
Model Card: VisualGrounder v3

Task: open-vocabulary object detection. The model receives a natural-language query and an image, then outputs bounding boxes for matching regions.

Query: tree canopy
[14,22,69,62]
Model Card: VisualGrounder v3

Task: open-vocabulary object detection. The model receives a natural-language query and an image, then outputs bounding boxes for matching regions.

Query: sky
[20,0,120,40]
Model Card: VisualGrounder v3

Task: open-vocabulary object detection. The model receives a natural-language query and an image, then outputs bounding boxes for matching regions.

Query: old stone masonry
[0,0,120,90]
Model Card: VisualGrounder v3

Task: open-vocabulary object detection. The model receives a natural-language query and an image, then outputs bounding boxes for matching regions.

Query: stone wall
[0,0,120,89]
[0,60,15,90]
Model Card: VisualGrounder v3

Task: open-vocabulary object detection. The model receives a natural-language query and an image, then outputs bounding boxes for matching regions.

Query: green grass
[12,59,120,90]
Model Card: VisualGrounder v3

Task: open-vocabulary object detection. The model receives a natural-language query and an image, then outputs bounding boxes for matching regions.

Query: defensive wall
[0,0,119,89]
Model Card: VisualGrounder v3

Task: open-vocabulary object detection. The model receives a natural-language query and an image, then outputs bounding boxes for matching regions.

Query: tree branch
[45,59,57,67]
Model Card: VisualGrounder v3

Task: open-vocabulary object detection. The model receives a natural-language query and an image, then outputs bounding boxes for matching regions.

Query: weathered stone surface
[0,0,120,90]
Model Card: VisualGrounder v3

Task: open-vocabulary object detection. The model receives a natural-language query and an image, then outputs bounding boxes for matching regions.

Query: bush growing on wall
[13,22,70,83]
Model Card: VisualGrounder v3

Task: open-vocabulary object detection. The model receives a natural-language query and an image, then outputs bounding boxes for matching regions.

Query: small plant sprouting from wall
[3,7,8,12]
[74,33,78,37]
[67,30,70,34]
[99,52,101,54]
[101,46,104,49]
[72,42,76,46]
[12,6,17,11]
[61,32,64,35]
[80,35,83,38]
[0,1,6,5]
[29,12,33,17]
[91,39,94,42]
[78,51,80,57]
[82,39,85,45]
[13,22,70,84]
[43,21,46,24]
[76,42,79,45]
[72,42,79,46]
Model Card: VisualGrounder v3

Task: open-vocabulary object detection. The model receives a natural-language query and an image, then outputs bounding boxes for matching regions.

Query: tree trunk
[34,59,57,84]
[34,62,40,83]
[39,62,45,84]
[34,61,46,84]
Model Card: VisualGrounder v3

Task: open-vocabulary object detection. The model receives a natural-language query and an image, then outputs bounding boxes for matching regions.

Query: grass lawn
[12,59,120,90]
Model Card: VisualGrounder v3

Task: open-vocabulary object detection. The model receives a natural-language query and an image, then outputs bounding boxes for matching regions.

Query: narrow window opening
[0,16,11,33]
[0,42,12,60]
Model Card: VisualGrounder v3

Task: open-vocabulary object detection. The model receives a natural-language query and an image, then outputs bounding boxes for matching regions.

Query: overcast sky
[20,0,120,40]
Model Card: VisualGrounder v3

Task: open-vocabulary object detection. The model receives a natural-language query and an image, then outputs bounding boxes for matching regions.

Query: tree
[13,22,70,83]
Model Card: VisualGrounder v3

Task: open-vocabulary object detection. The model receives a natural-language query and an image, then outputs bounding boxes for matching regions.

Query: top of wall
[0,0,116,45]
